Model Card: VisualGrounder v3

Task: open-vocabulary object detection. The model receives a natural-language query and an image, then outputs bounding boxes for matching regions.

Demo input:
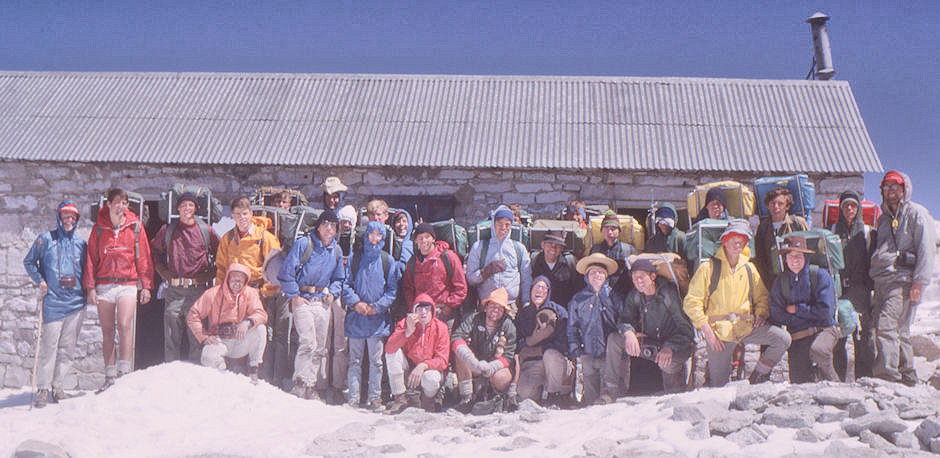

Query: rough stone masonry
[0,159,861,388]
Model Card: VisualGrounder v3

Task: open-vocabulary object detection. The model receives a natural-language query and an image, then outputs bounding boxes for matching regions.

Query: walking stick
[30,289,44,410]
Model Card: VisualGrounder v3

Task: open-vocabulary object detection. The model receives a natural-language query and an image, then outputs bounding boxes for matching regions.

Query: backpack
[159,184,223,224]
[298,235,343,277]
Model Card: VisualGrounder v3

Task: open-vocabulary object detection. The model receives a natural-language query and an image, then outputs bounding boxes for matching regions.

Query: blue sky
[2,1,938,214]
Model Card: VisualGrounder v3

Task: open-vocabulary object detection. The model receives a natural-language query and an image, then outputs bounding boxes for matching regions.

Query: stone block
[606,173,633,184]
[438,170,476,180]
[912,335,940,362]
[725,424,768,446]
[890,431,920,449]
[858,430,896,452]
[818,405,849,423]
[732,384,778,410]
[534,191,572,204]
[814,386,868,406]
[914,417,940,447]
[709,410,756,436]
[760,405,817,428]
[4,364,28,387]
[670,405,706,423]
[793,427,821,442]
[842,411,908,437]
[848,398,880,418]
[514,183,554,193]
[500,193,535,205]
[685,421,709,440]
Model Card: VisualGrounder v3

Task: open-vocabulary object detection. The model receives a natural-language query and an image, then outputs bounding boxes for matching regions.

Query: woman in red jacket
[83,188,154,389]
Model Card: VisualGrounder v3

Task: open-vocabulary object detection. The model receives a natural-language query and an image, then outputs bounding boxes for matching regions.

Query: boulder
[911,335,940,361]
[760,405,818,429]
[813,386,868,406]
[818,405,849,423]
[823,440,885,458]
[900,405,936,420]
[842,411,908,437]
[914,417,940,447]
[847,399,879,418]
[14,440,71,458]
[709,411,757,436]
[890,431,921,449]
[685,422,710,440]
[582,437,617,457]
[932,437,940,454]
[670,405,705,423]
[725,425,767,447]
[793,427,821,443]
[731,384,778,411]
[858,430,896,452]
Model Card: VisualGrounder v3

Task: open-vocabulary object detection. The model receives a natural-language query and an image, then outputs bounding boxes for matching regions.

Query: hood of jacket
[222,263,253,302]
[531,275,552,308]
[56,200,81,239]
[360,221,387,265]
[392,209,414,240]
[412,292,438,320]
[835,190,866,237]
[881,170,913,213]
[95,203,141,229]
[490,204,514,240]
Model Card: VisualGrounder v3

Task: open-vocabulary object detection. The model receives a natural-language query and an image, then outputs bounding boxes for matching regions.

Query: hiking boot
[454,395,474,414]
[51,388,69,403]
[290,379,308,398]
[367,399,385,412]
[471,394,504,416]
[595,394,615,405]
[95,376,115,394]
[503,393,519,412]
[344,399,360,409]
[748,370,771,385]
[544,392,574,410]
[385,394,410,415]
[247,366,260,385]
[304,386,322,401]
[34,389,49,408]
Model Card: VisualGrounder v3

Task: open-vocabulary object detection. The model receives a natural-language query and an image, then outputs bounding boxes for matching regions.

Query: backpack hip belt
[789,325,838,341]
[168,277,209,288]
[707,312,754,324]
[299,285,329,295]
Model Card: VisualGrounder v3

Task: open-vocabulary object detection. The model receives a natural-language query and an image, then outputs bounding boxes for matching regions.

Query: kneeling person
[385,294,450,413]
[187,263,268,381]
[606,259,694,395]
[451,287,517,412]
[515,276,572,406]
[769,236,840,383]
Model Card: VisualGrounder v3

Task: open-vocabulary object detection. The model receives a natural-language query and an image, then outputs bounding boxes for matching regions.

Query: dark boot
[247,366,260,385]
[51,388,69,403]
[454,394,474,414]
[385,394,410,415]
[33,389,49,408]
[748,370,771,385]
[95,376,115,394]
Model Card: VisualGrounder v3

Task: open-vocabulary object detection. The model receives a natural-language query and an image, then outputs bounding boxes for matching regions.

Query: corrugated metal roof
[0,71,882,172]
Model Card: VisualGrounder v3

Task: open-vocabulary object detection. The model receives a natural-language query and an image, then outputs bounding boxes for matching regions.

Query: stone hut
[0,71,882,388]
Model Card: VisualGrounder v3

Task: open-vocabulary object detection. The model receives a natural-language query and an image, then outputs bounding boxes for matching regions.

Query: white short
[96,284,138,303]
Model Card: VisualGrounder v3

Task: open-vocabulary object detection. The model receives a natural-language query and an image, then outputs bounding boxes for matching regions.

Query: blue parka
[566,277,621,358]
[769,258,837,334]
[342,222,400,338]
[391,209,414,267]
[516,275,569,356]
[277,229,344,300]
[23,201,87,323]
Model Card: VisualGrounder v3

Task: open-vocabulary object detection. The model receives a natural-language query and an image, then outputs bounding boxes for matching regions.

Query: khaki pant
[788,326,841,383]
[517,349,572,400]
[705,324,791,387]
[291,298,332,386]
[201,324,267,369]
[386,349,443,398]
[873,284,917,383]
[36,309,85,391]
[163,285,205,363]
[604,332,692,394]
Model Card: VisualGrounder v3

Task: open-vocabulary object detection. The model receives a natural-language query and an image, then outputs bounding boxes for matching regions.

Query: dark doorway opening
[374,195,457,224]
[135,199,166,370]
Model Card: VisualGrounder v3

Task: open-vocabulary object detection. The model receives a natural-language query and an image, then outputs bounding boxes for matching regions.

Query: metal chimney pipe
[806,12,835,80]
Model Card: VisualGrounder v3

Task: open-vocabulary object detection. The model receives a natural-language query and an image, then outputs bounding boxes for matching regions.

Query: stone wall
[0,159,864,388]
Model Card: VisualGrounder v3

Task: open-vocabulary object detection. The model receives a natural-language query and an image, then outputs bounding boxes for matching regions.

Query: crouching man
[606,259,694,395]
[451,287,517,413]
[187,263,268,382]
[770,236,840,383]
[384,294,450,414]
[682,219,791,386]
[515,276,572,407]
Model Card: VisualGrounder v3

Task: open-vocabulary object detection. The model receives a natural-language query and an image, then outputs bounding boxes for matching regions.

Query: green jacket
[617,278,694,351]
[451,310,517,362]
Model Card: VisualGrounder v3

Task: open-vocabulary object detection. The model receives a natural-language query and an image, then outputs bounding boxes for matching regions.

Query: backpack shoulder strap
[481,237,490,264]
[512,240,524,272]
[440,249,455,281]
[194,218,213,266]
[349,251,361,283]
[743,263,756,315]
[808,264,820,294]
[707,257,722,302]
[299,237,315,271]
[381,251,391,281]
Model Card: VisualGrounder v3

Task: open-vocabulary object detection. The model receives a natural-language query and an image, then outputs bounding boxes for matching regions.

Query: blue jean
[347,337,384,403]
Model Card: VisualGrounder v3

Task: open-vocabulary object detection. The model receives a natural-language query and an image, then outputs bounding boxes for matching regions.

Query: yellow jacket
[682,246,769,342]
[215,217,281,297]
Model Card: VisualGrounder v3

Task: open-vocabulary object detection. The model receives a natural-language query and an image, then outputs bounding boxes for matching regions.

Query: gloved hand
[479,359,504,378]
[455,345,482,373]
[481,259,507,278]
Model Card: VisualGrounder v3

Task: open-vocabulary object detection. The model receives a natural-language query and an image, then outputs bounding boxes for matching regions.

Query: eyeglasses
[532,283,549,291]
[881,183,902,191]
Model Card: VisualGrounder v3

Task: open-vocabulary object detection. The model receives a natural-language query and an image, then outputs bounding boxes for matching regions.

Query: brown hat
[481,287,512,313]
[542,231,566,246]
[778,235,815,255]
[576,252,618,275]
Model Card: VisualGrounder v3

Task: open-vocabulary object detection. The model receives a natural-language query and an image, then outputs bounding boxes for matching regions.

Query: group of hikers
[23,170,935,414]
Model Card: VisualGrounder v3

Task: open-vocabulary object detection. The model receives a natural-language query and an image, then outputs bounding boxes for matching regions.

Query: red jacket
[401,241,467,314]
[187,263,268,343]
[385,293,450,371]
[83,207,154,290]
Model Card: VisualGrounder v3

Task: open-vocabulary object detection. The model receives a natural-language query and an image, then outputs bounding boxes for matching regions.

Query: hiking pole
[29,289,44,410]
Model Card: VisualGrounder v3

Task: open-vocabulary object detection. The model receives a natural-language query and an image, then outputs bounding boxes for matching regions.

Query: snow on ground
[0,362,925,457]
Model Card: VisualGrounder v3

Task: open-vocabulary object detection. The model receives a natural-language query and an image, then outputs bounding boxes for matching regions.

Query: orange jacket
[188,263,268,343]
[214,217,280,296]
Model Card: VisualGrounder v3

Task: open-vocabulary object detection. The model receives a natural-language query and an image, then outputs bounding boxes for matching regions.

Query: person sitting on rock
[451,287,517,413]
[384,294,450,414]
[682,219,791,387]
[187,263,268,382]
[606,258,694,396]
[769,235,841,383]
[566,253,621,405]
[514,276,572,408]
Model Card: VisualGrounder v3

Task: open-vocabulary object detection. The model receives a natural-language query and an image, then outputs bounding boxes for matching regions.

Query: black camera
[637,336,663,361]
[896,251,917,268]
[217,323,238,339]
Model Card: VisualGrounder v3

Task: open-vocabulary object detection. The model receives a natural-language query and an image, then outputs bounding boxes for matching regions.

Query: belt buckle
[170,278,181,287]
[727,312,738,322]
